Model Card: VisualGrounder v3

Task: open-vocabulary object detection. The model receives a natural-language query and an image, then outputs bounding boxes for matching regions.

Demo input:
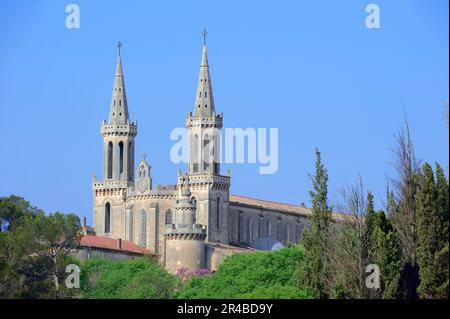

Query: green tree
[363,192,377,265]
[434,162,449,298]
[81,257,179,299]
[415,163,449,298]
[389,117,420,298]
[371,210,401,298]
[0,255,23,298]
[293,148,332,298]
[176,246,311,299]
[1,211,81,298]
[416,163,441,298]
[0,195,43,232]
[435,163,449,241]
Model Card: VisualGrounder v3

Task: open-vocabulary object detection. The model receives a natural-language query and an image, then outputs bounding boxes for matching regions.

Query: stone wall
[228,199,310,246]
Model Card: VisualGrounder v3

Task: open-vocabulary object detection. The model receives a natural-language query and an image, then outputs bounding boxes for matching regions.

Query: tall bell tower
[92,42,137,239]
[186,30,231,244]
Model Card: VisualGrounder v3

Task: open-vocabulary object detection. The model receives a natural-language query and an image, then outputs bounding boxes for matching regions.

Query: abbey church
[86,34,317,272]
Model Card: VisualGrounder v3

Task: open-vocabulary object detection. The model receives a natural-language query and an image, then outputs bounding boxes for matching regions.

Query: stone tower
[165,172,207,273]
[186,30,231,244]
[92,42,137,239]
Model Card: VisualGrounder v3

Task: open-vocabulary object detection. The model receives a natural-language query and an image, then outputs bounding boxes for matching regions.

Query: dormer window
[139,165,146,177]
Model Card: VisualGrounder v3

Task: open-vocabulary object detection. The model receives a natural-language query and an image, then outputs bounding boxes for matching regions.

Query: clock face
[137,178,149,193]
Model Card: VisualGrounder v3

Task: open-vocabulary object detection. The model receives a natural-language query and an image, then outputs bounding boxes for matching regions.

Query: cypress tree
[434,163,449,298]
[372,210,402,298]
[435,163,449,240]
[293,148,332,298]
[416,163,440,298]
[364,192,377,258]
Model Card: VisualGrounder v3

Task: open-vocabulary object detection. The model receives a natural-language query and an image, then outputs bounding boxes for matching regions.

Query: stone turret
[187,29,223,176]
[185,31,230,245]
[164,172,207,273]
[100,42,137,182]
[92,42,137,239]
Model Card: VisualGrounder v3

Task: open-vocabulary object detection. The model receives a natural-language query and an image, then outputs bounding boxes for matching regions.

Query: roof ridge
[230,194,309,209]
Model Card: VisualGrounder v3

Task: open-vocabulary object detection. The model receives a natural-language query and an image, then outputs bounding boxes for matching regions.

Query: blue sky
[0,0,448,225]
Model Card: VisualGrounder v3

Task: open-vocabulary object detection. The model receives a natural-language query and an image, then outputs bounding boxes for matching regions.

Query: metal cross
[117,41,122,56]
[202,28,207,45]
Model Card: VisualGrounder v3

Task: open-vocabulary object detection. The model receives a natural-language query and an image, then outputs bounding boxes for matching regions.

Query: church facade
[91,36,314,272]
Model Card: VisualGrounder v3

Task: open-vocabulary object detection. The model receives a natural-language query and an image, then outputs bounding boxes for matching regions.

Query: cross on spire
[202,28,207,45]
[117,41,122,56]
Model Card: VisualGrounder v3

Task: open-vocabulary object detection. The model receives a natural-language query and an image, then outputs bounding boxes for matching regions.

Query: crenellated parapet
[101,121,137,137]
[165,224,207,240]
[188,174,230,191]
[186,112,222,128]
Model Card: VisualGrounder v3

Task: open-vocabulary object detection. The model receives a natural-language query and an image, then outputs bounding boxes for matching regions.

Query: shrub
[175,246,312,299]
[80,257,180,299]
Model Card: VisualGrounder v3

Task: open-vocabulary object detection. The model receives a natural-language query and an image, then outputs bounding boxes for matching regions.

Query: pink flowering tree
[175,267,209,282]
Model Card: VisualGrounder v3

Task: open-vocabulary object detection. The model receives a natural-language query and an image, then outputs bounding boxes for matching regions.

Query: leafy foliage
[80,257,180,299]
[369,210,402,298]
[416,163,449,298]
[0,195,43,232]
[0,196,82,298]
[175,246,311,299]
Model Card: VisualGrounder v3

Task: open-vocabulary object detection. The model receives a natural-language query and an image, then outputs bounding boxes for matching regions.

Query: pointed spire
[108,41,130,125]
[193,29,215,117]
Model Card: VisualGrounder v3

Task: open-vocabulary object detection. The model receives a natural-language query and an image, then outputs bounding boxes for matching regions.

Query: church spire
[109,41,130,125]
[193,29,215,117]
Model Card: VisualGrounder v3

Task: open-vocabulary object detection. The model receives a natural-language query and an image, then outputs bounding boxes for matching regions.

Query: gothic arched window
[128,142,133,181]
[238,212,244,242]
[118,141,124,177]
[193,134,199,173]
[266,220,272,237]
[216,197,221,229]
[107,142,113,179]
[247,217,253,243]
[286,224,290,243]
[214,136,220,174]
[104,203,111,233]
[129,209,134,242]
[139,165,146,177]
[140,210,147,247]
[165,210,173,225]
[203,134,210,171]
[258,217,262,239]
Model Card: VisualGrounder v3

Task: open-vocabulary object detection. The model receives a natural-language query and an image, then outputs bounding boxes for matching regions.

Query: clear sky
[0,0,448,225]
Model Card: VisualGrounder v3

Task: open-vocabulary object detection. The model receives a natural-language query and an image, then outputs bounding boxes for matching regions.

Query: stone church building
[88,35,319,272]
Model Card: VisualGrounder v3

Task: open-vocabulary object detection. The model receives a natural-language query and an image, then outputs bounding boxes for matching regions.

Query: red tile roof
[79,235,149,255]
